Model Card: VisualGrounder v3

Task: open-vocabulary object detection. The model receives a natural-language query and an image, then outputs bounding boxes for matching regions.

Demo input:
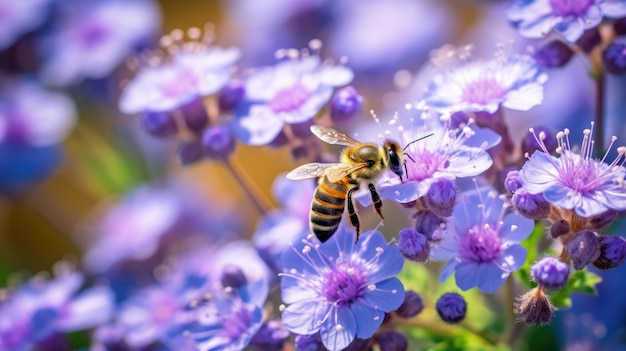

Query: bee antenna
[403,133,434,151]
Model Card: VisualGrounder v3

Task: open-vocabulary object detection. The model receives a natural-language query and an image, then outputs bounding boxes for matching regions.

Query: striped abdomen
[310,176,351,243]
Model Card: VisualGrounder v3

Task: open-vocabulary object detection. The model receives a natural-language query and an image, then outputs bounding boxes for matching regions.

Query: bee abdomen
[310,180,347,242]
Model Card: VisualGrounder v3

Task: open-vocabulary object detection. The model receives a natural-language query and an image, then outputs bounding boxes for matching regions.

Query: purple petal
[496,244,528,272]
[439,260,459,283]
[500,212,534,242]
[454,263,481,291]
[362,278,405,312]
[282,301,330,335]
[57,286,114,331]
[231,104,284,145]
[320,307,356,351]
[350,301,383,339]
[519,151,560,194]
[602,0,626,17]
[477,263,507,293]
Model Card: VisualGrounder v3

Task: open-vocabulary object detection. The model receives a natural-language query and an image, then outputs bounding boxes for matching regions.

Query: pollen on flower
[336,324,344,331]
[368,284,376,291]
[279,304,285,312]
[302,246,311,254]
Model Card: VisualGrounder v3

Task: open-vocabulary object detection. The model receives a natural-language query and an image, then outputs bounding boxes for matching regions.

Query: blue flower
[419,44,548,114]
[0,0,52,50]
[0,264,114,351]
[431,186,533,293]
[358,114,498,206]
[280,227,405,351]
[519,123,626,218]
[40,0,161,86]
[184,279,268,351]
[231,49,353,146]
[508,0,626,43]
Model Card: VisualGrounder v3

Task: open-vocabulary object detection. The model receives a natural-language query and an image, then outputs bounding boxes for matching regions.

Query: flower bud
[531,257,569,290]
[180,98,209,133]
[504,170,522,193]
[435,292,467,324]
[294,334,325,351]
[345,338,371,351]
[220,264,247,289]
[140,111,178,138]
[395,290,424,318]
[249,320,290,351]
[550,220,570,239]
[414,210,444,240]
[589,209,617,229]
[377,330,408,351]
[593,236,626,270]
[603,42,626,75]
[423,178,456,217]
[329,86,363,124]
[398,228,430,263]
[202,125,236,160]
[533,40,574,68]
[177,140,205,165]
[514,287,555,325]
[575,28,601,53]
[218,80,245,113]
[523,125,557,155]
[565,230,601,270]
[512,188,551,219]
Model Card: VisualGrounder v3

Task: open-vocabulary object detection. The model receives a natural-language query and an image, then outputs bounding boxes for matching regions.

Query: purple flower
[231,49,353,145]
[419,44,548,114]
[0,264,113,351]
[40,0,161,86]
[0,0,52,50]
[280,227,405,351]
[508,0,626,43]
[435,292,467,324]
[431,186,534,293]
[185,279,268,351]
[518,123,626,218]
[358,114,498,205]
[531,257,570,289]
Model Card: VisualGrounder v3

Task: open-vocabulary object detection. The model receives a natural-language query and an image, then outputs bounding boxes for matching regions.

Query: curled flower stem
[222,158,273,215]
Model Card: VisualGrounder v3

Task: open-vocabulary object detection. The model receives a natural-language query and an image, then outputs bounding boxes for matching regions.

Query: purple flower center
[461,78,506,105]
[549,0,594,17]
[321,265,365,305]
[269,84,311,113]
[79,23,110,49]
[406,150,444,181]
[163,71,198,99]
[222,304,254,340]
[461,225,501,262]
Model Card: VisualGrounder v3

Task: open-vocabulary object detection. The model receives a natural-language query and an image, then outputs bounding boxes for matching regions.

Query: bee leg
[347,187,360,243]
[368,183,384,220]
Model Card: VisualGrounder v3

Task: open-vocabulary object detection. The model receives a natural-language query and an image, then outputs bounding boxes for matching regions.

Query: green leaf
[550,270,602,308]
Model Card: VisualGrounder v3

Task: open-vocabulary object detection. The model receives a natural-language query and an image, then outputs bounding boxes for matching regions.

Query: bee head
[384,141,404,180]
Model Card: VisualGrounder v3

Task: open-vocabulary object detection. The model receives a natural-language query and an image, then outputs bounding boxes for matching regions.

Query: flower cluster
[2,1,626,351]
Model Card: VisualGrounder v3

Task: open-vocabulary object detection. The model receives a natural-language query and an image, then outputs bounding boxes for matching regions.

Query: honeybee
[286,125,406,243]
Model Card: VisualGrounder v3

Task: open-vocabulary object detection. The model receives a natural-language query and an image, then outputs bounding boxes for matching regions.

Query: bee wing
[325,163,369,183]
[310,125,361,146]
[286,163,346,180]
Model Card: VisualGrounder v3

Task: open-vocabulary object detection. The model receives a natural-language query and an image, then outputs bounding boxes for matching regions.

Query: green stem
[222,158,273,215]
[401,317,500,346]
[503,277,524,346]
[594,69,605,156]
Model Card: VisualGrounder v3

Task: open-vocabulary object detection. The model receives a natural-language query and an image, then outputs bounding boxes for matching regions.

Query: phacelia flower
[0,78,76,194]
[518,123,626,218]
[119,27,241,116]
[603,41,626,75]
[508,0,626,43]
[357,113,498,206]
[435,292,467,324]
[376,330,408,351]
[565,230,601,270]
[419,44,548,114]
[40,0,161,86]
[531,257,570,290]
[533,40,575,68]
[280,227,405,351]
[0,0,52,50]
[329,85,363,124]
[431,186,534,293]
[0,263,113,351]
[185,279,268,351]
[397,227,430,263]
[231,43,353,146]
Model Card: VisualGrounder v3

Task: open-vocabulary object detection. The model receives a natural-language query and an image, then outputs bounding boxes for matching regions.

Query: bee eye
[367,160,375,167]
